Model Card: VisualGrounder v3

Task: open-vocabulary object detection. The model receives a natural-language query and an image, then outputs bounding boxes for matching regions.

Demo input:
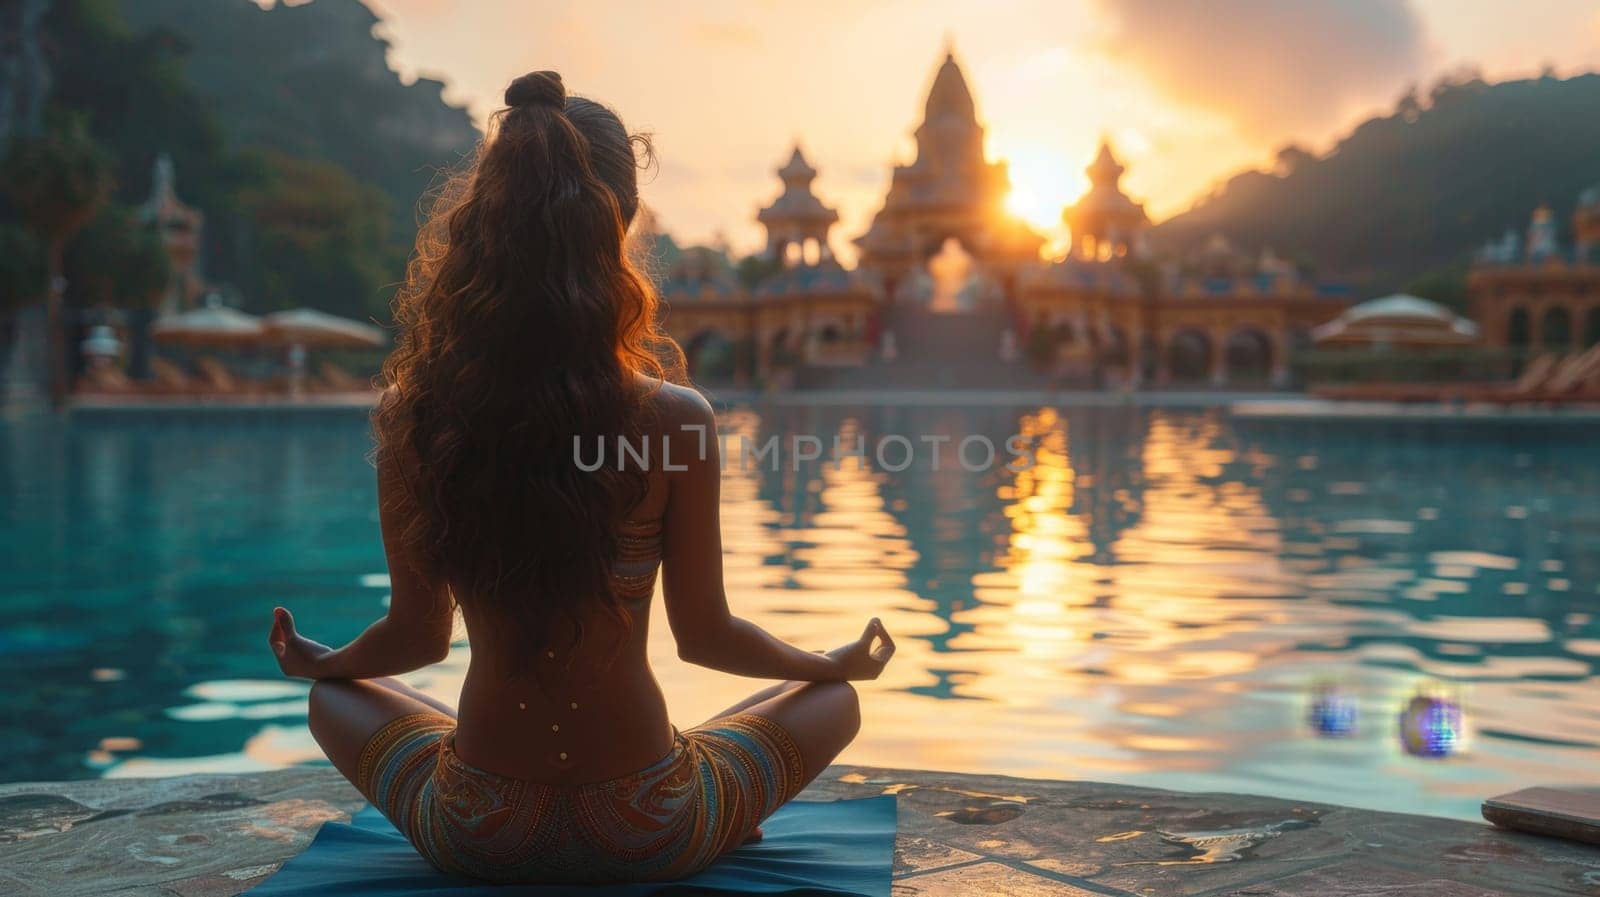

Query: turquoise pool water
[2,405,1597,820]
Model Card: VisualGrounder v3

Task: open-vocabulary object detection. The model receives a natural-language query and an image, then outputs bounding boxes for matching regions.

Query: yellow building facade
[1468,191,1600,352]
[657,49,1355,388]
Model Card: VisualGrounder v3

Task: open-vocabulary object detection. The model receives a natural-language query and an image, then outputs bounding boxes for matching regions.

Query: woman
[267,70,894,884]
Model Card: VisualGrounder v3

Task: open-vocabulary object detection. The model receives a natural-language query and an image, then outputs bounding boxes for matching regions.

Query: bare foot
[741,825,764,845]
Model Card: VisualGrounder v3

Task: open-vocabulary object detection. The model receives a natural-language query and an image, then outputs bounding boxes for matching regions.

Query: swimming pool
[3,404,1597,821]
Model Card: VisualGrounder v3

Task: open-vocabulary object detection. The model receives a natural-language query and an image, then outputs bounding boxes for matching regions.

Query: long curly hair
[376,71,682,673]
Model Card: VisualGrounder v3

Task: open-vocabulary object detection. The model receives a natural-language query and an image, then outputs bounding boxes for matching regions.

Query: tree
[0,224,47,320]
[1150,72,1600,293]
[65,205,171,311]
[2,113,114,406]
[1405,266,1469,314]
[42,0,243,280]
[61,205,170,379]
[122,0,478,262]
[235,149,394,321]
[735,253,783,291]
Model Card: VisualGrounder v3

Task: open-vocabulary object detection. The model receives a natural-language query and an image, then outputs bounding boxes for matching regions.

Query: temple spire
[137,153,206,313]
[923,48,976,123]
[1086,139,1127,189]
[1066,139,1149,262]
[777,145,817,185]
[758,144,838,266]
[855,45,1042,277]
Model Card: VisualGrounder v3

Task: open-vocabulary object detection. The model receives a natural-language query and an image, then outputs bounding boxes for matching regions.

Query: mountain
[120,0,479,245]
[1149,72,1600,291]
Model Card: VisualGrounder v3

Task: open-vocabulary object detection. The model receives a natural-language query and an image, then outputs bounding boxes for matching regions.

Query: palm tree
[3,114,113,407]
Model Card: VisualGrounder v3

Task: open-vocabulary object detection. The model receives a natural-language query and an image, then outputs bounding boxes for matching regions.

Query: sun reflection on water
[6,405,1599,820]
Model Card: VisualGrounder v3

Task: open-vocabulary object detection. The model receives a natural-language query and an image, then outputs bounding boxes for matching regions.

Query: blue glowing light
[1307,685,1357,737]
[1398,694,1462,758]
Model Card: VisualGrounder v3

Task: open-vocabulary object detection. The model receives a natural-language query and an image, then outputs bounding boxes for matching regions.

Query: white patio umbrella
[149,304,266,347]
[261,309,387,349]
[1311,294,1480,348]
[261,308,385,397]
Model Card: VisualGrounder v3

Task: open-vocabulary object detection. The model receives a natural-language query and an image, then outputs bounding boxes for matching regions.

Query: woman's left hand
[268,607,334,679]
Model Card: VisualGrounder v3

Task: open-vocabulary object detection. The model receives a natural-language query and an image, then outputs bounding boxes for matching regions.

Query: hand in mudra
[826,618,896,680]
[268,607,333,679]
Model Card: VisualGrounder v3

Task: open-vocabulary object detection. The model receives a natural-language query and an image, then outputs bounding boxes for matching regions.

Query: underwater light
[1398,693,1463,758]
[1307,683,1357,737]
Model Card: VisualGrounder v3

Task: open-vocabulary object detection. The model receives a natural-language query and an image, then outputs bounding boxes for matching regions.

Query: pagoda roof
[1086,141,1126,186]
[778,146,817,182]
[758,146,838,225]
[1066,140,1148,226]
[758,190,838,225]
[924,52,976,123]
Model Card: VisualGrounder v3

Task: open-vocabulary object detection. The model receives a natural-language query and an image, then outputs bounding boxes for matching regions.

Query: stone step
[5,766,1591,896]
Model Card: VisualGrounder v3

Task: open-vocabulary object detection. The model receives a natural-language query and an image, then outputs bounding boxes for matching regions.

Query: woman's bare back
[449,379,686,782]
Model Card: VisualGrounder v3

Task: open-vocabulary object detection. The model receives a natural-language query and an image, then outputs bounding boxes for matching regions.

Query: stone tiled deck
[2,767,1597,896]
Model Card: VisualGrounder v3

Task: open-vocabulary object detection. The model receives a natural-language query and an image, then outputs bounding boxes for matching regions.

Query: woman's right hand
[268,607,334,680]
[825,618,896,680]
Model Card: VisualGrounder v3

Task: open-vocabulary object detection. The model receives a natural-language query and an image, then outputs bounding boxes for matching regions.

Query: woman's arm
[269,412,453,680]
[658,387,892,681]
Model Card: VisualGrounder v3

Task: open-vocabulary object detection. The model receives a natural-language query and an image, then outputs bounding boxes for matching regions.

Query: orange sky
[346,0,1600,262]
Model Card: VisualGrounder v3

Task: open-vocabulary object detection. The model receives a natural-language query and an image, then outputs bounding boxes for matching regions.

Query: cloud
[1089,0,1430,140]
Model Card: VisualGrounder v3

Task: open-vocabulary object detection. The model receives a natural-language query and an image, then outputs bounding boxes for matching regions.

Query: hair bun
[505,71,566,110]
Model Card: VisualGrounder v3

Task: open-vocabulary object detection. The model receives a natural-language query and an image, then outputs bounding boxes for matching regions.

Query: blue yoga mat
[249,796,896,897]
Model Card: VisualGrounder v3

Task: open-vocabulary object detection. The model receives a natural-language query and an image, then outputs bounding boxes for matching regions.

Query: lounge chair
[1453,352,1562,403]
[1534,345,1600,397]
[1311,353,1560,403]
[76,365,136,395]
[1498,353,1561,396]
[149,358,196,394]
[1453,349,1600,404]
[317,361,369,392]
[195,357,242,394]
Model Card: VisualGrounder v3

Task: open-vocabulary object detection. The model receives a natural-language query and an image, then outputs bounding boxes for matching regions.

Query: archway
[926,237,976,312]
[1542,307,1572,350]
[767,326,797,368]
[1099,326,1131,381]
[1224,328,1274,384]
[684,329,736,382]
[1288,327,1313,354]
[1507,308,1530,347]
[1052,319,1078,348]
[1166,329,1213,384]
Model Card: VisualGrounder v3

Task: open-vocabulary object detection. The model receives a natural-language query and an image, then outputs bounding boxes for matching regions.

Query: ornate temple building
[1064,142,1149,262]
[1468,189,1600,351]
[656,48,1354,387]
[854,53,1043,294]
[1018,143,1354,387]
[757,148,838,266]
[656,144,875,383]
[137,154,207,315]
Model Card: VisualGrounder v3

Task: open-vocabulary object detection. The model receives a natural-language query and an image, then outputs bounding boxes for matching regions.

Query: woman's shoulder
[635,376,715,432]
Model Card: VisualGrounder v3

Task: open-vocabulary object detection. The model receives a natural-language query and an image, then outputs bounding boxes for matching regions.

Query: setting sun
[994,142,1084,258]
[999,143,1083,235]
